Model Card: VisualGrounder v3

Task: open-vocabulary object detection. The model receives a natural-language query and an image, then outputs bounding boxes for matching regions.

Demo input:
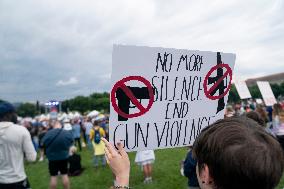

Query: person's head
[69,146,77,156]
[63,118,70,124]
[225,105,235,118]
[244,105,251,112]
[0,102,17,124]
[74,117,80,124]
[273,103,284,123]
[86,117,91,122]
[93,120,100,127]
[193,117,284,189]
[245,111,266,127]
[52,120,62,129]
[256,105,268,119]
[273,103,282,116]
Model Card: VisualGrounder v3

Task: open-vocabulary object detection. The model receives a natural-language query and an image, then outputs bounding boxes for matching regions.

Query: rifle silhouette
[207,52,227,113]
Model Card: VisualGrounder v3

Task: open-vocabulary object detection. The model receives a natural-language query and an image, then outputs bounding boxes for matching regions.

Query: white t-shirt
[135,150,155,163]
[84,122,93,135]
[0,122,36,184]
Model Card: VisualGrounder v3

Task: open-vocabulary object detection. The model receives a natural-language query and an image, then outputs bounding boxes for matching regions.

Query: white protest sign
[234,80,251,99]
[257,81,277,106]
[110,45,236,152]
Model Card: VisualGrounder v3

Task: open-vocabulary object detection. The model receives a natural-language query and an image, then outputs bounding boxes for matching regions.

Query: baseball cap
[0,102,16,116]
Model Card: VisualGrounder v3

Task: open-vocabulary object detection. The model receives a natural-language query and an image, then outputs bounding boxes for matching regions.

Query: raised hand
[102,138,130,186]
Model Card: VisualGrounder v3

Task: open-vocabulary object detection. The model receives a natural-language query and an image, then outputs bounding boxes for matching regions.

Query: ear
[198,164,214,185]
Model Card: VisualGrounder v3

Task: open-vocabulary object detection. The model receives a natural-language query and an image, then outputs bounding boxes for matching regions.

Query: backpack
[94,129,101,144]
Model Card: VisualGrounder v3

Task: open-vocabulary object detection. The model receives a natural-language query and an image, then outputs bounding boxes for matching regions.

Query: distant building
[246,72,284,86]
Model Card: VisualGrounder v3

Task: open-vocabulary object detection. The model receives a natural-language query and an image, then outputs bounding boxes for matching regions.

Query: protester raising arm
[102,138,130,188]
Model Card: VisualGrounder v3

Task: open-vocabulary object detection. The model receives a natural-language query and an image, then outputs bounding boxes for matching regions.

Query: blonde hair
[69,146,77,155]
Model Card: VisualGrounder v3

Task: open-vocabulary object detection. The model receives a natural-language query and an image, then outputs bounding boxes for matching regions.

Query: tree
[228,84,241,103]
[17,103,37,117]
[271,83,282,98]
[68,96,91,113]
[90,92,109,99]
[248,85,262,99]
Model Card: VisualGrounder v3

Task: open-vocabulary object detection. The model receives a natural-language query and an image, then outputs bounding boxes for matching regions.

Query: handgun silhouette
[116,87,154,121]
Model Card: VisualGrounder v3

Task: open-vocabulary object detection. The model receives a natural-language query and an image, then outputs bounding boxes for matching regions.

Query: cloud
[0,0,283,102]
[56,77,78,86]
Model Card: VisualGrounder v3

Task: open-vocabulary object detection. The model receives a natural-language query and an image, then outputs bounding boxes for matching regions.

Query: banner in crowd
[257,81,277,106]
[110,45,236,151]
[234,80,251,99]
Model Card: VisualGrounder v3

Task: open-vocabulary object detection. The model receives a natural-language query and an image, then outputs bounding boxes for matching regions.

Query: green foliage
[248,85,262,99]
[68,96,92,113]
[24,147,284,189]
[25,148,189,189]
[62,92,110,114]
[228,84,240,103]
[90,92,109,99]
[271,83,284,98]
[17,103,37,117]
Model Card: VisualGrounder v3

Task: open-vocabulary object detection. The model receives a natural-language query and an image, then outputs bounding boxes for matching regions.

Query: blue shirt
[72,124,81,139]
[43,128,73,161]
[184,150,199,187]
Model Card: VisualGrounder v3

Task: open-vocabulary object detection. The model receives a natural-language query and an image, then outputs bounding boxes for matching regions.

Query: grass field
[25,147,284,189]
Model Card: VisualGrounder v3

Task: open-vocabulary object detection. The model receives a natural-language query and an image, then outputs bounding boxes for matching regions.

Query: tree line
[1,81,284,117]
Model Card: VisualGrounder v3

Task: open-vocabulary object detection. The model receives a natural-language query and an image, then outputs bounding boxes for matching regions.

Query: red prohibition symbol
[203,64,233,100]
[111,76,154,119]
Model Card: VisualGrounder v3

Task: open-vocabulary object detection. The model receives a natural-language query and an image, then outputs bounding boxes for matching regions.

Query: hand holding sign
[102,138,130,186]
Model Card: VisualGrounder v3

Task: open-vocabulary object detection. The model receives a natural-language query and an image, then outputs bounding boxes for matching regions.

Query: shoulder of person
[62,129,72,134]
[89,128,95,134]
[42,129,53,138]
[12,124,30,135]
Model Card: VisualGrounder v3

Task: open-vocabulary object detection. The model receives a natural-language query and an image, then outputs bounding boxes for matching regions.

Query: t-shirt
[89,127,105,155]
[84,122,93,135]
[90,127,105,138]
[72,124,81,139]
[43,128,73,161]
[135,150,155,163]
[183,150,199,187]
[0,122,36,184]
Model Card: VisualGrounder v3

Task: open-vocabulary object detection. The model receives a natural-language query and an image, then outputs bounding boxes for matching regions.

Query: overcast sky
[0,0,283,102]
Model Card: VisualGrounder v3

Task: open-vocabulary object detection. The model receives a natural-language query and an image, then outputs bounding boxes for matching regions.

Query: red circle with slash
[203,64,233,100]
[111,76,154,119]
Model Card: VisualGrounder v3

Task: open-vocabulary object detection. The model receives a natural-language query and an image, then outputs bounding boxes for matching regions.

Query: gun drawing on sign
[116,87,155,121]
[207,52,228,113]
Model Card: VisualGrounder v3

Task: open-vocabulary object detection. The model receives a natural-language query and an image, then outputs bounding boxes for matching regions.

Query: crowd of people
[1,99,284,189]
[0,102,110,189]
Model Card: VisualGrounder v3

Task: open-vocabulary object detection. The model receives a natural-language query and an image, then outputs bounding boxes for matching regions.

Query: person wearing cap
[63,118,72,131]
[43,120,73,189]
[0,101,37,188]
